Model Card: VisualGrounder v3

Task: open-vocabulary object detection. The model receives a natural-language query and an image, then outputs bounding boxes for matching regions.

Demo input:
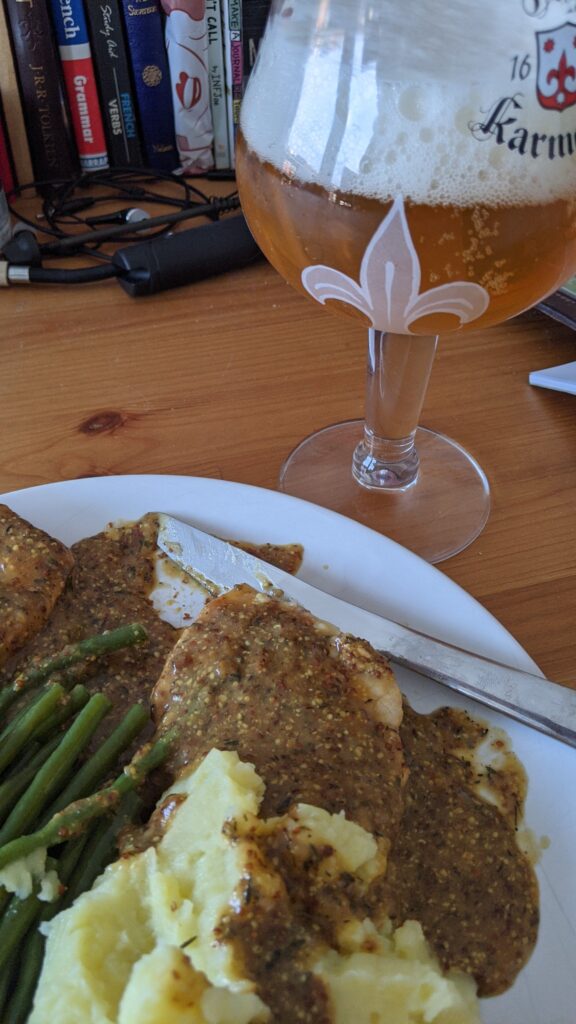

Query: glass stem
[352,328,438,490]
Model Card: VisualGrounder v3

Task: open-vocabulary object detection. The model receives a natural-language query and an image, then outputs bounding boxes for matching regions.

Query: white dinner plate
[2,474,574,1024]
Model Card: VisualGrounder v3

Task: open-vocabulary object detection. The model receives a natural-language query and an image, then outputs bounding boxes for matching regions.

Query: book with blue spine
[119,0,178,172]
[49,0,109,170]
[84,0,143,167]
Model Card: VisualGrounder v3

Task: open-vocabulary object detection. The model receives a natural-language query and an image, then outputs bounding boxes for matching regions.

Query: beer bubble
[241,13,576,209]
[304,242,323,261]
[397,86,425,122]
[489,148,505,170]
[455,106,476,136]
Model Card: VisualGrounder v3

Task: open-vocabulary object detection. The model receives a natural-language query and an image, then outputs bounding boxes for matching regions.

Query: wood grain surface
[1,203,575,689]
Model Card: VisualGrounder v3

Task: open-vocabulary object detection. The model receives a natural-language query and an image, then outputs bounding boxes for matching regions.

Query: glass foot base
[278,421,490,564]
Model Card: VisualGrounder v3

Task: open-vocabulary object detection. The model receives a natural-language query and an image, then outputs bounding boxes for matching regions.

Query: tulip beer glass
[236,0,576,562]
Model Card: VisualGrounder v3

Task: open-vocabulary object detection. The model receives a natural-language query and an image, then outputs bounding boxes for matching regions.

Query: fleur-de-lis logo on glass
[301,197,489,334]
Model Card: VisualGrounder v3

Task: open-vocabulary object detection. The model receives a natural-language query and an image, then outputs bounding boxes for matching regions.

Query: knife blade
[156,512,576,748]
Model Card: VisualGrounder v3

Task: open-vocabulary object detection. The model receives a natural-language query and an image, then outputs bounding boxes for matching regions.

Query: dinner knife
[156,513,576,749]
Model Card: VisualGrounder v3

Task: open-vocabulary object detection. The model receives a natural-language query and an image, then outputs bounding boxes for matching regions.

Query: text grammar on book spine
[49,0,109,170]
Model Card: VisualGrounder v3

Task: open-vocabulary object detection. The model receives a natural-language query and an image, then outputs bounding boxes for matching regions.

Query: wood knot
[79,411,129,435]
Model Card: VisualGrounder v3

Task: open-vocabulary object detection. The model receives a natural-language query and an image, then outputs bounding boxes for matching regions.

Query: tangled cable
[7,165,240,264]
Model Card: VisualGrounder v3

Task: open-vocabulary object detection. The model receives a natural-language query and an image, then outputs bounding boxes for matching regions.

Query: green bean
[43,703,150,822]
[0,734,62,824]
[55,832,91,886]
[0,890,41,974]
[0,945,18,1019]
[0,685,89,804]
[4,928,44,1024]
[0,886,9,919]
[0,686,50,745]
[61,791,143,910]
[0,622,148,716]
[0,671,85,753]
[0,693,112,846]
[0,684,66,778]
[30,683,90,743]
[0,736,171,870]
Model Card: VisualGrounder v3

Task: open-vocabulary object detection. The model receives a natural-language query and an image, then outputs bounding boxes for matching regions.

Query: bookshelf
[0,0,272,194]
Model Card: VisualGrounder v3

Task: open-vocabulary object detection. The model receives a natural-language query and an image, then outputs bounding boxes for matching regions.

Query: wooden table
[1,211,575,688]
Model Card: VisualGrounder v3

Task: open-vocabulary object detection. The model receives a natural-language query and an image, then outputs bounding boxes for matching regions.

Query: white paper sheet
[529,361,576,396]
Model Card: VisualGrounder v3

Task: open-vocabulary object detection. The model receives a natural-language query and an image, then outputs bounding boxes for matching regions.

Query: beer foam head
[241,0,576,207]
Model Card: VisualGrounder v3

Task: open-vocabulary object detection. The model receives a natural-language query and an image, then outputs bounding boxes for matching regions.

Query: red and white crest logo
[536,22,576,111]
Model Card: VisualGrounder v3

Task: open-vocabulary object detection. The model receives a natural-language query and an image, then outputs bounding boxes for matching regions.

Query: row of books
[0,0,271,193]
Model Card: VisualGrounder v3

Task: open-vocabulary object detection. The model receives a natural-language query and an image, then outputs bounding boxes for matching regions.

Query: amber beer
[237,132,576,337]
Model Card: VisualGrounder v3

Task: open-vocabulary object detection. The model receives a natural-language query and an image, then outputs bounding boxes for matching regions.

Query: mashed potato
[29,750,480,1024]
[0,847,59,901]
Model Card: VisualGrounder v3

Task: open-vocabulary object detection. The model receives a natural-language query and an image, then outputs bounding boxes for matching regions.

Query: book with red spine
[0,99,15,195]
[48,0,109,170]
[0,124,15,196]
[0,0,34,189]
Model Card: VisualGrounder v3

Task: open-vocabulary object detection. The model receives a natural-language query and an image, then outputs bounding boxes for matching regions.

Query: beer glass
[236,0,576,562]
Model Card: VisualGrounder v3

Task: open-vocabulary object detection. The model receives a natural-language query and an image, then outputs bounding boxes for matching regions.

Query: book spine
[119,0,178,172]
[0,182,11,248]
[0,0,34,188]
[83,0,143,167]
[48,0,108,170]
[161,0,214,174]
[206,0,230,169]
[3,0,79,186]
[0,100,15,194]
[222,0,242,167]
[241,0,269,92]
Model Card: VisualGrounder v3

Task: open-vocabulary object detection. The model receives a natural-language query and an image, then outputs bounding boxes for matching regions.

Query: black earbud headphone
[1,167,262,296]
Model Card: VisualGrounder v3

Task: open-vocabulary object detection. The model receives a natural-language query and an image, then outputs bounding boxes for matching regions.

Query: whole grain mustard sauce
[1,512,539,1019]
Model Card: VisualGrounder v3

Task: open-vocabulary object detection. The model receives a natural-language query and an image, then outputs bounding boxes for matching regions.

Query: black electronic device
[113,213,262,296]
